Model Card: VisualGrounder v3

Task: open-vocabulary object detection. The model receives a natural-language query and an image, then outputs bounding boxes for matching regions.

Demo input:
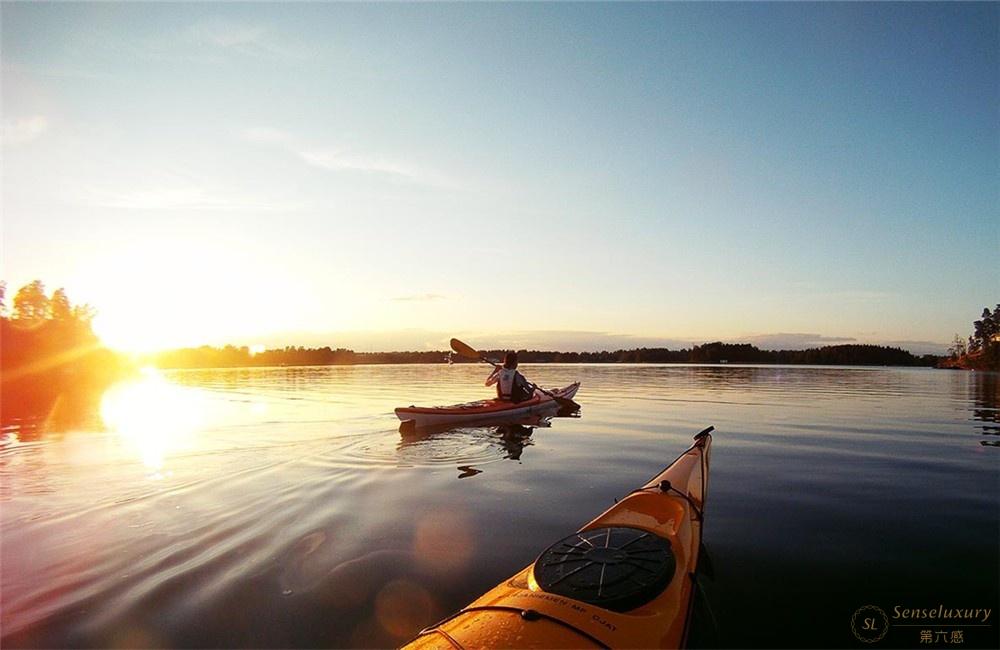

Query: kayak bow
[404,426,714,649]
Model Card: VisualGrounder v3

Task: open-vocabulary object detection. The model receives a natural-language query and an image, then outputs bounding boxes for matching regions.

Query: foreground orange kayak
[405,426,714,649]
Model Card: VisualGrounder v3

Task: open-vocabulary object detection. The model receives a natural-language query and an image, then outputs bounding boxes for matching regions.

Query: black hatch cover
[533,526,676,612]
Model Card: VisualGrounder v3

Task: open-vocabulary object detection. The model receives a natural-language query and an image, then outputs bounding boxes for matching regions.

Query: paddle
[450,338,581,410]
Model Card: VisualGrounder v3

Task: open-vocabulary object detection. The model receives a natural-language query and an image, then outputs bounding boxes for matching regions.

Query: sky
[2,2,997,355]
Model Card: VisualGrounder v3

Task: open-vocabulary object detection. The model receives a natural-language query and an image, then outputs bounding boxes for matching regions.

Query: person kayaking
[485,352,536,403]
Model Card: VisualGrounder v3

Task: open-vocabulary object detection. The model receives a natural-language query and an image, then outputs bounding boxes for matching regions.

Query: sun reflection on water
[100,368,206,470]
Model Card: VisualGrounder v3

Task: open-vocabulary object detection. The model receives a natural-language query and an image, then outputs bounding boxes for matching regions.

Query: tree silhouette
[970,305,1000,353]
[2,280,118,430]
[948,334,967,360]
[50,288,73,321]
[13,280,50,321]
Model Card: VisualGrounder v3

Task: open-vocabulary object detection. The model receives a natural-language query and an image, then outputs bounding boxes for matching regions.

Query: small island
[939,305,1000,371]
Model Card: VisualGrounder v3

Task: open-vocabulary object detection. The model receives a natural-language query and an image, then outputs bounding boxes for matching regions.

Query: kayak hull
[404,427,713,649]
[395,382,580,429]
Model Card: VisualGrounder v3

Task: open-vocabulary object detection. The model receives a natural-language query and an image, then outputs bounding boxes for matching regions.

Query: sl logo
[851,605,889,643]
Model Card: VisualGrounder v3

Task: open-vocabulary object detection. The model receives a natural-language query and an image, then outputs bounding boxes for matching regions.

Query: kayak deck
[395,382,580,429]
[404,426,713,649]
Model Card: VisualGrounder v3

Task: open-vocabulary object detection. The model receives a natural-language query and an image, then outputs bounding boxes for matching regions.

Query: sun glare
[81,241,328,353]
[92,311,201,353]
[100,368,206,469]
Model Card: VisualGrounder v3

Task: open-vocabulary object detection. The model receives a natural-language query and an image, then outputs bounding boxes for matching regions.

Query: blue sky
[2,2,997,353]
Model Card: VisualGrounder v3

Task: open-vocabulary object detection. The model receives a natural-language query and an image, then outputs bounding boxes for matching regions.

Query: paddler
[485,352,535,403]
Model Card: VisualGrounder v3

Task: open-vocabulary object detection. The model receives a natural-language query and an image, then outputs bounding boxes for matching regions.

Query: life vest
[491,368,534,403]
[496,368,516,400]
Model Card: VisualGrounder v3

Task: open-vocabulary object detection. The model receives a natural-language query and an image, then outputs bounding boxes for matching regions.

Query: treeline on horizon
[148,341,940,369]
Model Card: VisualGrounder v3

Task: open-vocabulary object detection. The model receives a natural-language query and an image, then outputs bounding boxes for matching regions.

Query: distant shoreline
[161,361,951,371]
[143,342,942,370]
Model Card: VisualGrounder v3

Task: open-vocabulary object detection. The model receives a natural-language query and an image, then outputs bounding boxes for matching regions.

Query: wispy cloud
[186,20,305,59]
[392,293,448,302]
[2,116,48,145]
[241,127,460,189]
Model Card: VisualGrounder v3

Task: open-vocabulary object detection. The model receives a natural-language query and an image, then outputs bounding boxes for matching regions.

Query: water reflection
[397,411,576,477]
[396,417,551,478]
[1,382,105,442]
[2,365,997,649]
[970,372,999,436]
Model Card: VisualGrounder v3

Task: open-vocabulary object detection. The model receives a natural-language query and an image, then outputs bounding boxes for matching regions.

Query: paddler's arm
[485,366,501,386]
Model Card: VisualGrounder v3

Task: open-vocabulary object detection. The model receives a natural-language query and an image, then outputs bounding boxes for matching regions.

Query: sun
[81,242,326,352]
[92,310,203,353]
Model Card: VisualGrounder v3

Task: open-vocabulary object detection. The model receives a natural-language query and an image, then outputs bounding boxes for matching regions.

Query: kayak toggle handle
[658,480,704,522]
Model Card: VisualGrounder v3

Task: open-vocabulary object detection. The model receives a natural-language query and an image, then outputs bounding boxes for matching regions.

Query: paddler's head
[503,352,518,369]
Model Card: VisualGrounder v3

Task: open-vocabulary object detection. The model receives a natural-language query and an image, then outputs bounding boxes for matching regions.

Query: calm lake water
[2,364,997,648]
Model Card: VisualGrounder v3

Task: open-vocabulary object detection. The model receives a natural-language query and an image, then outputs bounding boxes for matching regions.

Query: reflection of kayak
[398,411,560,437]
[397,410,581,472]
[395,382,581,430]
[404,426,714,649]
[398,419,543,465]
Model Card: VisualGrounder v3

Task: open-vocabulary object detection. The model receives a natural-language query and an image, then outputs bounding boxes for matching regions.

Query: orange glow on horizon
[81,242,337,353]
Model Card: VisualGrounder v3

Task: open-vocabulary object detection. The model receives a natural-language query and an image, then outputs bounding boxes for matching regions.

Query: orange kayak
[404,426,714,649]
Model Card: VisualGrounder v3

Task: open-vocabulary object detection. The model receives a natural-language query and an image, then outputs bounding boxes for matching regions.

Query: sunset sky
[2,3,997,354]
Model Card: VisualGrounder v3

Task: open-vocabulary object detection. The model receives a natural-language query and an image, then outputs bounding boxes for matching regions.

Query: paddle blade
[450,338,482,360]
